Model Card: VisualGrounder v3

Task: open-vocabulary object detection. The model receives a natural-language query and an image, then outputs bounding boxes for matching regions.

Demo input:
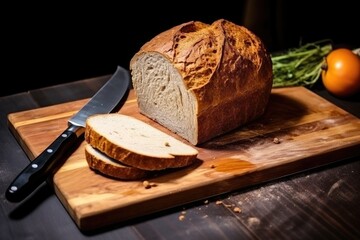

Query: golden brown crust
[85,123,197,171]
[130,19,273,145]
[84,144,150,180]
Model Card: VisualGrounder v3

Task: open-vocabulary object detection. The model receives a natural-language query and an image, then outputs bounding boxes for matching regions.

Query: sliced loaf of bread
[85,113,198,171]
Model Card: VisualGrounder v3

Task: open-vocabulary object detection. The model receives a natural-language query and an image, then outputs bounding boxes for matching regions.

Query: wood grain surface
[7,86,360,231]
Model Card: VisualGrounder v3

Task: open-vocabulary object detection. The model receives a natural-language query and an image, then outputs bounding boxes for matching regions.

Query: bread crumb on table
[233,207,241,213]
[215,200,242,213]
[178,211,186,221]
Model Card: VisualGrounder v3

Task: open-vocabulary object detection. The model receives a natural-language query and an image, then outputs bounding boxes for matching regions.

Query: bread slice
[85,144,149,180]
[85,113,198,171]
[130,19,273,145]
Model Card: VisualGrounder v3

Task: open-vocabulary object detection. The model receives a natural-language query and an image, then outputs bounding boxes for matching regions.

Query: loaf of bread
[85,144,150,180]
[84,113,198,171]
[130,19,273,145]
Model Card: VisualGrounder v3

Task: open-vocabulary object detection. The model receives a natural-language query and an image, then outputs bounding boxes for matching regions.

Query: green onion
[271,39,333,88]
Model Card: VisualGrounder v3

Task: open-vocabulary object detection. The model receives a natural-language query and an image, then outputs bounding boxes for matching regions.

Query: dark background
[2,1,359,97]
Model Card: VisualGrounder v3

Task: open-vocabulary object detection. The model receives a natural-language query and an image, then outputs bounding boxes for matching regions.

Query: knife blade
[6,65,130,202]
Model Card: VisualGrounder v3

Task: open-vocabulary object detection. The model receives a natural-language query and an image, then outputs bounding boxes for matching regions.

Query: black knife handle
[5,125,84,202]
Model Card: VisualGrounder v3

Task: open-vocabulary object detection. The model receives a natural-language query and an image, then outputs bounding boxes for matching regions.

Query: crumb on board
[143,180,157,189]
[164,142,170,147]
[210,164,216,168]
[273,137,280,144]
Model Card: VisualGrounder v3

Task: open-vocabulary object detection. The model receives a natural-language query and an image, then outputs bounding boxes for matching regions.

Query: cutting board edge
[63,143,360,231]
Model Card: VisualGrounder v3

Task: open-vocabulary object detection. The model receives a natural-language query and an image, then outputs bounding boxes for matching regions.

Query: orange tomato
[321,48,360,98]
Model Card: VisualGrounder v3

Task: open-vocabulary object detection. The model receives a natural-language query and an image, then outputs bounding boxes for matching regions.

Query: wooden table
[1,73,359,239]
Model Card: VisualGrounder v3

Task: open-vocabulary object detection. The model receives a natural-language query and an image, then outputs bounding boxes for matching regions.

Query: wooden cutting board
[8,87,360,231]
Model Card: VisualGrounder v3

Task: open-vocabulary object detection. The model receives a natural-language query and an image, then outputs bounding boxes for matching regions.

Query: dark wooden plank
[221,157,360,239]
[0,92,40,178]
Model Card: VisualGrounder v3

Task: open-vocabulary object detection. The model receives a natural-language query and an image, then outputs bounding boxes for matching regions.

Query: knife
[6,65,131,202]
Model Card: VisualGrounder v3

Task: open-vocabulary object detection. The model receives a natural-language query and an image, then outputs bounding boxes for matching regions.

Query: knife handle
[5,125,84,202]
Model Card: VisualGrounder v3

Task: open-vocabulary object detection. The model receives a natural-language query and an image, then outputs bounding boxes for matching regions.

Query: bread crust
[85,144,149,180]
[130,19,273,145]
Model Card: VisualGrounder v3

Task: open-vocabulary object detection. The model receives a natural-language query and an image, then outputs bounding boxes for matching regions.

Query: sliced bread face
[85,144,149,180]
[85,113,199,171]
